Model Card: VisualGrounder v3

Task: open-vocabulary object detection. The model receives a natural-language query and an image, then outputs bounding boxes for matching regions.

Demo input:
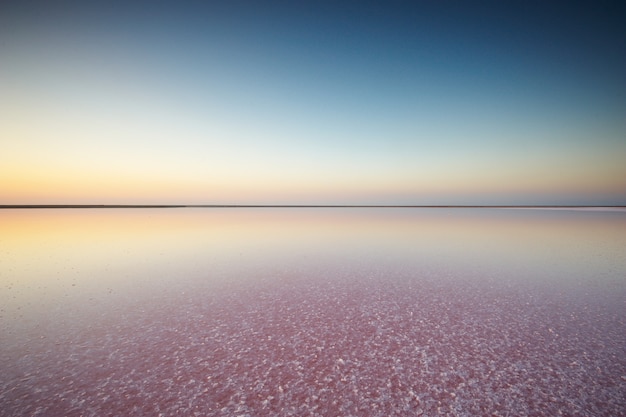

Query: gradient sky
[1,0,625,205]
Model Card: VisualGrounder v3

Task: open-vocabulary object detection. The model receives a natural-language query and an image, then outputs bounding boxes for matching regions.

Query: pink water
[1,208,625,416]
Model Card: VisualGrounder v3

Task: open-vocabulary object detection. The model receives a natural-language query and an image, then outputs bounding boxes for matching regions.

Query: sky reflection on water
[1,208,625,416]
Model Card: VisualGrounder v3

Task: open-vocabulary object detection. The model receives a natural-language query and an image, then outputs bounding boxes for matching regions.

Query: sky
[1,0,625,205]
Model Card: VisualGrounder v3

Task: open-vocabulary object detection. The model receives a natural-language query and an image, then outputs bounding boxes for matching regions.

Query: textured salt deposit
[2,274,624,416]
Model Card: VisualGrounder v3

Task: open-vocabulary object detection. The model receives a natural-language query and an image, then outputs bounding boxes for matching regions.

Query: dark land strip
[1,205,625,209]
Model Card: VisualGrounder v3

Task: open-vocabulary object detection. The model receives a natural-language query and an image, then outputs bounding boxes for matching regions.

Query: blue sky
[1,1,625,204]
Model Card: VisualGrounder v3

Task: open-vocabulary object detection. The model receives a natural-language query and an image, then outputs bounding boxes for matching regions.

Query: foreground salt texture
[2,272,625,416]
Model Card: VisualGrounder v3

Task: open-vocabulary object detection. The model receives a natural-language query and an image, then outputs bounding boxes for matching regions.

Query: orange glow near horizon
[3,152,626,205]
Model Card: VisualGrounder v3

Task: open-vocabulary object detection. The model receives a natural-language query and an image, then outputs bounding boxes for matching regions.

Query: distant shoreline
[1,205,625,210]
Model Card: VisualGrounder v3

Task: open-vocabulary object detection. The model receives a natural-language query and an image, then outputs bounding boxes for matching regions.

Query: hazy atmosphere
[2,0,625,205]
[2,3,626,416]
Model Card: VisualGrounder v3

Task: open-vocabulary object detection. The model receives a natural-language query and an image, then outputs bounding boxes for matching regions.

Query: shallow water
[1,208,625,416]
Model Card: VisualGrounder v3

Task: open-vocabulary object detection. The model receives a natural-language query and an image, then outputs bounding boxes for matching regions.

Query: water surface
[1,208,625,416]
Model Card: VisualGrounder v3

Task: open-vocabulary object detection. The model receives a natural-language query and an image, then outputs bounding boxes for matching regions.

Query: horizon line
[2,204,626,209]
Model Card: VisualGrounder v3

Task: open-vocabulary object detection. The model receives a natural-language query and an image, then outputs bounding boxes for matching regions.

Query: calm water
[1,208,625,416]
